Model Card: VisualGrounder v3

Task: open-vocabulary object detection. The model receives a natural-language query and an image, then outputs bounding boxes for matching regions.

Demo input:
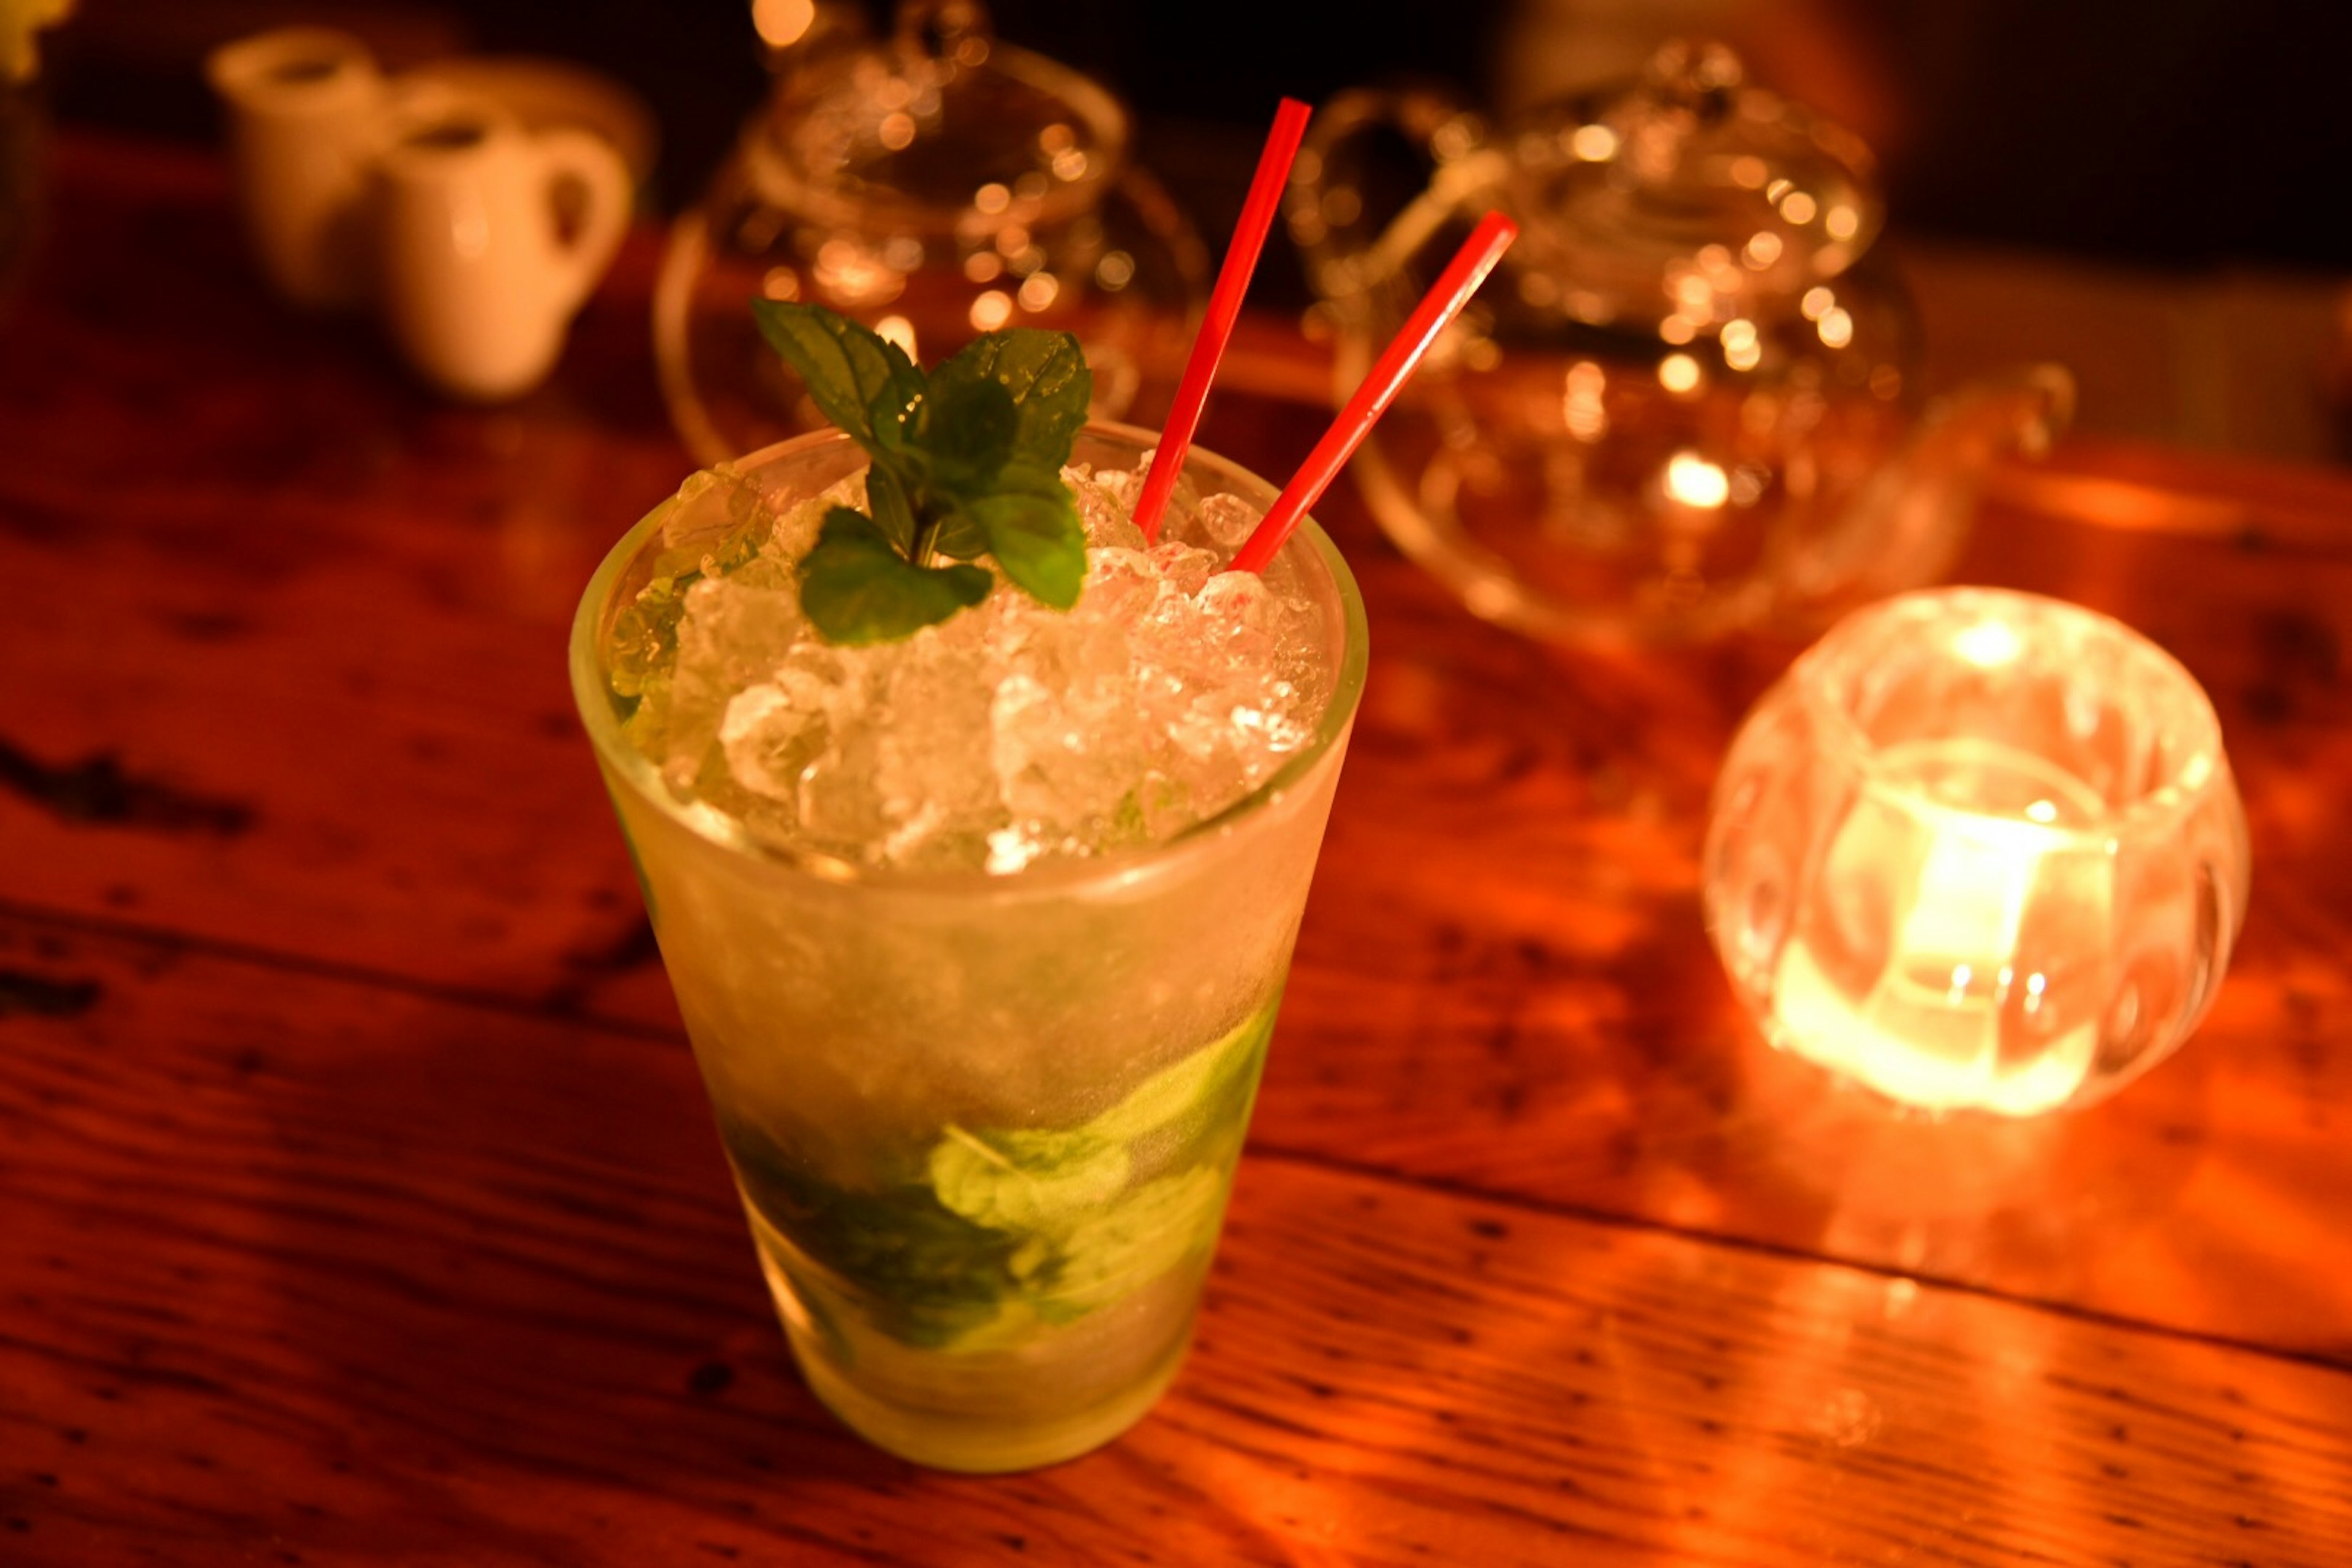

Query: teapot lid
[1513,38,1883,324]
[747,0,1128,238]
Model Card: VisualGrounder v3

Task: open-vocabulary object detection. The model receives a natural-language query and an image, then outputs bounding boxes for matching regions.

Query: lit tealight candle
[1704,587,2250,1117]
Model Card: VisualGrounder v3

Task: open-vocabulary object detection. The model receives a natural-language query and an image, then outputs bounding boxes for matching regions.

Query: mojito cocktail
[570,421,1365,1471]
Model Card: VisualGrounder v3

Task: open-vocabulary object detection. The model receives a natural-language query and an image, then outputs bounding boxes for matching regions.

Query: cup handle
[530,127,633,315]
[1286,85,1496,306]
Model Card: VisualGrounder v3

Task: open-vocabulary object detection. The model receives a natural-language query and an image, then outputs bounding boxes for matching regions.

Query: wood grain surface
[6,133,2352,1564]
[6,913,2350,1566]
[1253,492,2352,1362]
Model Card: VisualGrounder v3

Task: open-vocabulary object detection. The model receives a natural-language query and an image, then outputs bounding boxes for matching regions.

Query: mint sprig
[798,508,993,644]
[752,301,1093,644]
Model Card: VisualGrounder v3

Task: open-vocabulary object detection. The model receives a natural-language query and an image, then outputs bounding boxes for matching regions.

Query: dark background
[42,0,2352,276]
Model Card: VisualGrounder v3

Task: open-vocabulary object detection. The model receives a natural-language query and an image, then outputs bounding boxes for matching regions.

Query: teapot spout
[1799,363,2076,606]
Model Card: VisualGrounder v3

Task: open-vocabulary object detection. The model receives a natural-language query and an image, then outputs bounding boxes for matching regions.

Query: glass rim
[569,418,1371,897]
[1792,585,2232,839]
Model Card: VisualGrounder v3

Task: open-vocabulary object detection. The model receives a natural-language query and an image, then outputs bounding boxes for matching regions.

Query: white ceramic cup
[368,96,632,401]
[206,27,393,310]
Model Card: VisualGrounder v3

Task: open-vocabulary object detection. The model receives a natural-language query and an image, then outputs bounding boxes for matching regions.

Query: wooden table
[6,134,2350,1566]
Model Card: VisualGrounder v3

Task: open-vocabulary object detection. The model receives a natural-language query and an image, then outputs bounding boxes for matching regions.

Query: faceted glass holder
[1703,587,2250,1117]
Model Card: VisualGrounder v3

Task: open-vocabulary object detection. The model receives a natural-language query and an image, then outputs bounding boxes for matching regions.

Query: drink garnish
[753,300,1093,644]
[732,997,1280,1348]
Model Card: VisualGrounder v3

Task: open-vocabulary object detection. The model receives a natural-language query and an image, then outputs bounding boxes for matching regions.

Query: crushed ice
[620,454,1334,872]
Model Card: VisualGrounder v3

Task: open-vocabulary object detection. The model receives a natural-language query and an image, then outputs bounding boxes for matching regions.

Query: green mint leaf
[864,461,918,554]
[1085,1000,1278,1146]
[717,1108,1027,1348]
[930,330,1092,470]
[927,1126,1131,1237]
[1046,1166,1226,1319]
[713,993,1283,1353]
[799,507,992,644]
[909,378,1027,558]
[750,306,1093,644]
[926,511,991,560]
[865,384,922,459]
[951,461,1087,609]
[752,300,926,458]
[914,375,1019,484]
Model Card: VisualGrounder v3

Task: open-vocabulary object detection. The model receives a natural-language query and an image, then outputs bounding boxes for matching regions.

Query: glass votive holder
[1703,587,2251,1117]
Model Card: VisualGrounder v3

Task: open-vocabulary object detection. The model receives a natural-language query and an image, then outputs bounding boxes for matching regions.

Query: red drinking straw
[1230,211,1520,575]
[1131,97,1314,545]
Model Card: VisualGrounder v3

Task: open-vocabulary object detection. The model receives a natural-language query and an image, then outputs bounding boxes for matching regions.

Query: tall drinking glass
[570,423,1367,1471]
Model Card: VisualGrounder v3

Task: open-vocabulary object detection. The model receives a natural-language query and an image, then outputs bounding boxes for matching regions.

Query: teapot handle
[1287,85,1501,307]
